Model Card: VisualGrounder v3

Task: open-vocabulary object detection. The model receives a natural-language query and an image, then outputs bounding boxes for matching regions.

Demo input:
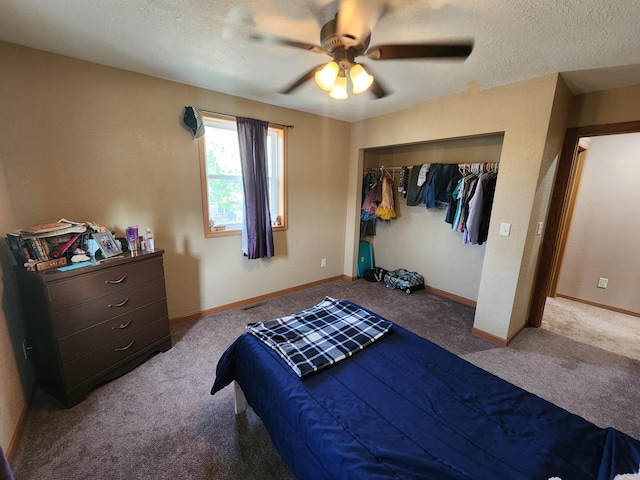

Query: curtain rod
[196,108,294,129]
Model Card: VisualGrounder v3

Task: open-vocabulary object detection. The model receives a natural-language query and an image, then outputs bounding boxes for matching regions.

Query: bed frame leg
[233,381,247,415]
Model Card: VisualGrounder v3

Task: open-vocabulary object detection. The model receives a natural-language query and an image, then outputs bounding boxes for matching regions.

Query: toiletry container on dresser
[14,250,171,407]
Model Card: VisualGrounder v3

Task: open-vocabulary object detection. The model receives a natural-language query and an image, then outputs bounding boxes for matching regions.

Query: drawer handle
[105,276,127,285]
[107,298,130,308]
[112,320,133,330]
[114,340,135,352]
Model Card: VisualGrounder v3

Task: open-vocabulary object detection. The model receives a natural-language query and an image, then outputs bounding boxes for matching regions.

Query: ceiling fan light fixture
[329,73,348,99]
[350,63,373,94]
[315,61,339,91]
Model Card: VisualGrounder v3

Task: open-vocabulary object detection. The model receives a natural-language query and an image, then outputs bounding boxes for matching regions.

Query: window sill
[204,224,287,238]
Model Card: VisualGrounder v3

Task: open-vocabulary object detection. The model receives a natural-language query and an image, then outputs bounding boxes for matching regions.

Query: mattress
[211,300,640,480]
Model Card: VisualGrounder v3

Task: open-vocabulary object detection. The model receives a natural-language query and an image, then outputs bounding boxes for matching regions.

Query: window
[199,113,287,237]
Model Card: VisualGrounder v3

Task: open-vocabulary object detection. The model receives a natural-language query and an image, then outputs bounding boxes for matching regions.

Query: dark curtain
[236,117,274,259]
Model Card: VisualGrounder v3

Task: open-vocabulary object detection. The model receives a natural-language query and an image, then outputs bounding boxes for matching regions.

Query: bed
[211,297,640,480]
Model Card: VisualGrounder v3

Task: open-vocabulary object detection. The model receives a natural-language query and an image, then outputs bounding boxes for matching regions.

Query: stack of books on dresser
[5,219,87,270]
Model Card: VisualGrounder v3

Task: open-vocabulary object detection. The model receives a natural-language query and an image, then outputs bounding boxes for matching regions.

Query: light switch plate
[499,223,511,236]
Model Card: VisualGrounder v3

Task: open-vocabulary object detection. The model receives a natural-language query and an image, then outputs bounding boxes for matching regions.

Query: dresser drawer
[53,278,166,339]
[63,318,170,387]
[48,256,165,312]
[14,250,170,407]
[58,299,168,364]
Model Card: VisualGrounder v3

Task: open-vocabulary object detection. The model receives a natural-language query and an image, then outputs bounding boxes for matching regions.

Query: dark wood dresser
[14,250,171,407]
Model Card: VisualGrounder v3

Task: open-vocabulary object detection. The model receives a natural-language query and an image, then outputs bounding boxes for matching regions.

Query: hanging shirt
[417,164,430,186]
[464,173,486,244]
[478,173,498,245]
[406,165,427,206]
[376,174,397,221]
[424,163,457,209]
[451,177,465,231]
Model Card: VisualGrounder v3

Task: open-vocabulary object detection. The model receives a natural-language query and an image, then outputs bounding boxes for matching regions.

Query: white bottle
[146,228,155,252]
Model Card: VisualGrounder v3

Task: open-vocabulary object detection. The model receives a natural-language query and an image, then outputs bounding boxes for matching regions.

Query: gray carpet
[10,280,640,479]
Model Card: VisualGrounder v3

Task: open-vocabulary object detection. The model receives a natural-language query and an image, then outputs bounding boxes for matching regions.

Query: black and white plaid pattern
[247,296,392,377]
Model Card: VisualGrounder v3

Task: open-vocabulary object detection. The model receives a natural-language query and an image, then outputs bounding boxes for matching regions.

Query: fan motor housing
[320,17,370,57]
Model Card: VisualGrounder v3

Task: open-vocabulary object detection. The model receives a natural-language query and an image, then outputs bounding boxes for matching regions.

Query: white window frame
[199,113,287,238]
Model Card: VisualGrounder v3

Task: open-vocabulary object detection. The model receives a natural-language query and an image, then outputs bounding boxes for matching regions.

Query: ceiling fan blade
[369,77,388,99]
[366,42,474,60]
[280,64,326,94]
[358,63,388,99]
[336,0,387,46]
[249,33,328,55]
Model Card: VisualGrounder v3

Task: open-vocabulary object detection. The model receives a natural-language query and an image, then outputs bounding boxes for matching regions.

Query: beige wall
[347,74,565,340]
[556,133,640,314]
[0,158,32,454]
[0,42,351,317]
[0,41,351,449]
[515,76,573,330]
[569,83,640,128]
[3,38,640,453]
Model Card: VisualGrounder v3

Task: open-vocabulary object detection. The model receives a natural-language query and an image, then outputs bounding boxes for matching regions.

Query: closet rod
[366,162,498,172]
[366,166,405,172]
[196,108,294,129]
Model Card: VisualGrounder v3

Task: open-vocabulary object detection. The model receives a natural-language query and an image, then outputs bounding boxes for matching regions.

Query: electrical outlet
[321,258,326,268]
[597,277,608,289]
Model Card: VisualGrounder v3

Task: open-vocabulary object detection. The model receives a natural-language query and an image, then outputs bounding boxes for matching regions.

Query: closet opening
[360,133,504,306]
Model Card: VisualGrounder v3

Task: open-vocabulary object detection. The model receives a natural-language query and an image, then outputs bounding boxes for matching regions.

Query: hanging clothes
[398,166,409,198]
[406,164,427,206]
[477,173,498,245]
[376,173,397,221]
[464,173,486,244]
[360,173,378,237]
[445,171,463,224]
[448,164,498,245]
[362,177,382,217]
[424,163,457,209]
[361,172,372,205]
[451,175,468,231]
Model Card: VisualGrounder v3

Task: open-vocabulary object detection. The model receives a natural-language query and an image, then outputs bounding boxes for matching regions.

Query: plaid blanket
[246,296,392,377]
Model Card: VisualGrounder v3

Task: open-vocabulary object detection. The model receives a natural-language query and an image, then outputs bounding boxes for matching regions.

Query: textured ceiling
[1,0,640,122]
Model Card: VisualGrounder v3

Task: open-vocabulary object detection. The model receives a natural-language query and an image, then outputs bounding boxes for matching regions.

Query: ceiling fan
[249,1,473,99]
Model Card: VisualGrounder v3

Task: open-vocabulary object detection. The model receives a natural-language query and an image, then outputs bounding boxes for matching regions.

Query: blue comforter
[211,301,640,480]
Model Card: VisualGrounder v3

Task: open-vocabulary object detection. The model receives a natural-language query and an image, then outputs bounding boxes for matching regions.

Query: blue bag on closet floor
[383,269,424,294]
[357,241,374,278]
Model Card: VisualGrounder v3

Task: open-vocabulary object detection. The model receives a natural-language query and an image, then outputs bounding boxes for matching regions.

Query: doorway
[529,120,640,329]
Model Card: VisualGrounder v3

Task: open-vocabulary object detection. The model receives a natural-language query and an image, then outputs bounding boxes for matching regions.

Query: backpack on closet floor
[383,269,424,294]
[362,267,386,282]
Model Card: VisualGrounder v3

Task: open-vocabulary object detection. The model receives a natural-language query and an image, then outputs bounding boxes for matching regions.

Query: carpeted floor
[10,280,640,479]
[542,296,640,362]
